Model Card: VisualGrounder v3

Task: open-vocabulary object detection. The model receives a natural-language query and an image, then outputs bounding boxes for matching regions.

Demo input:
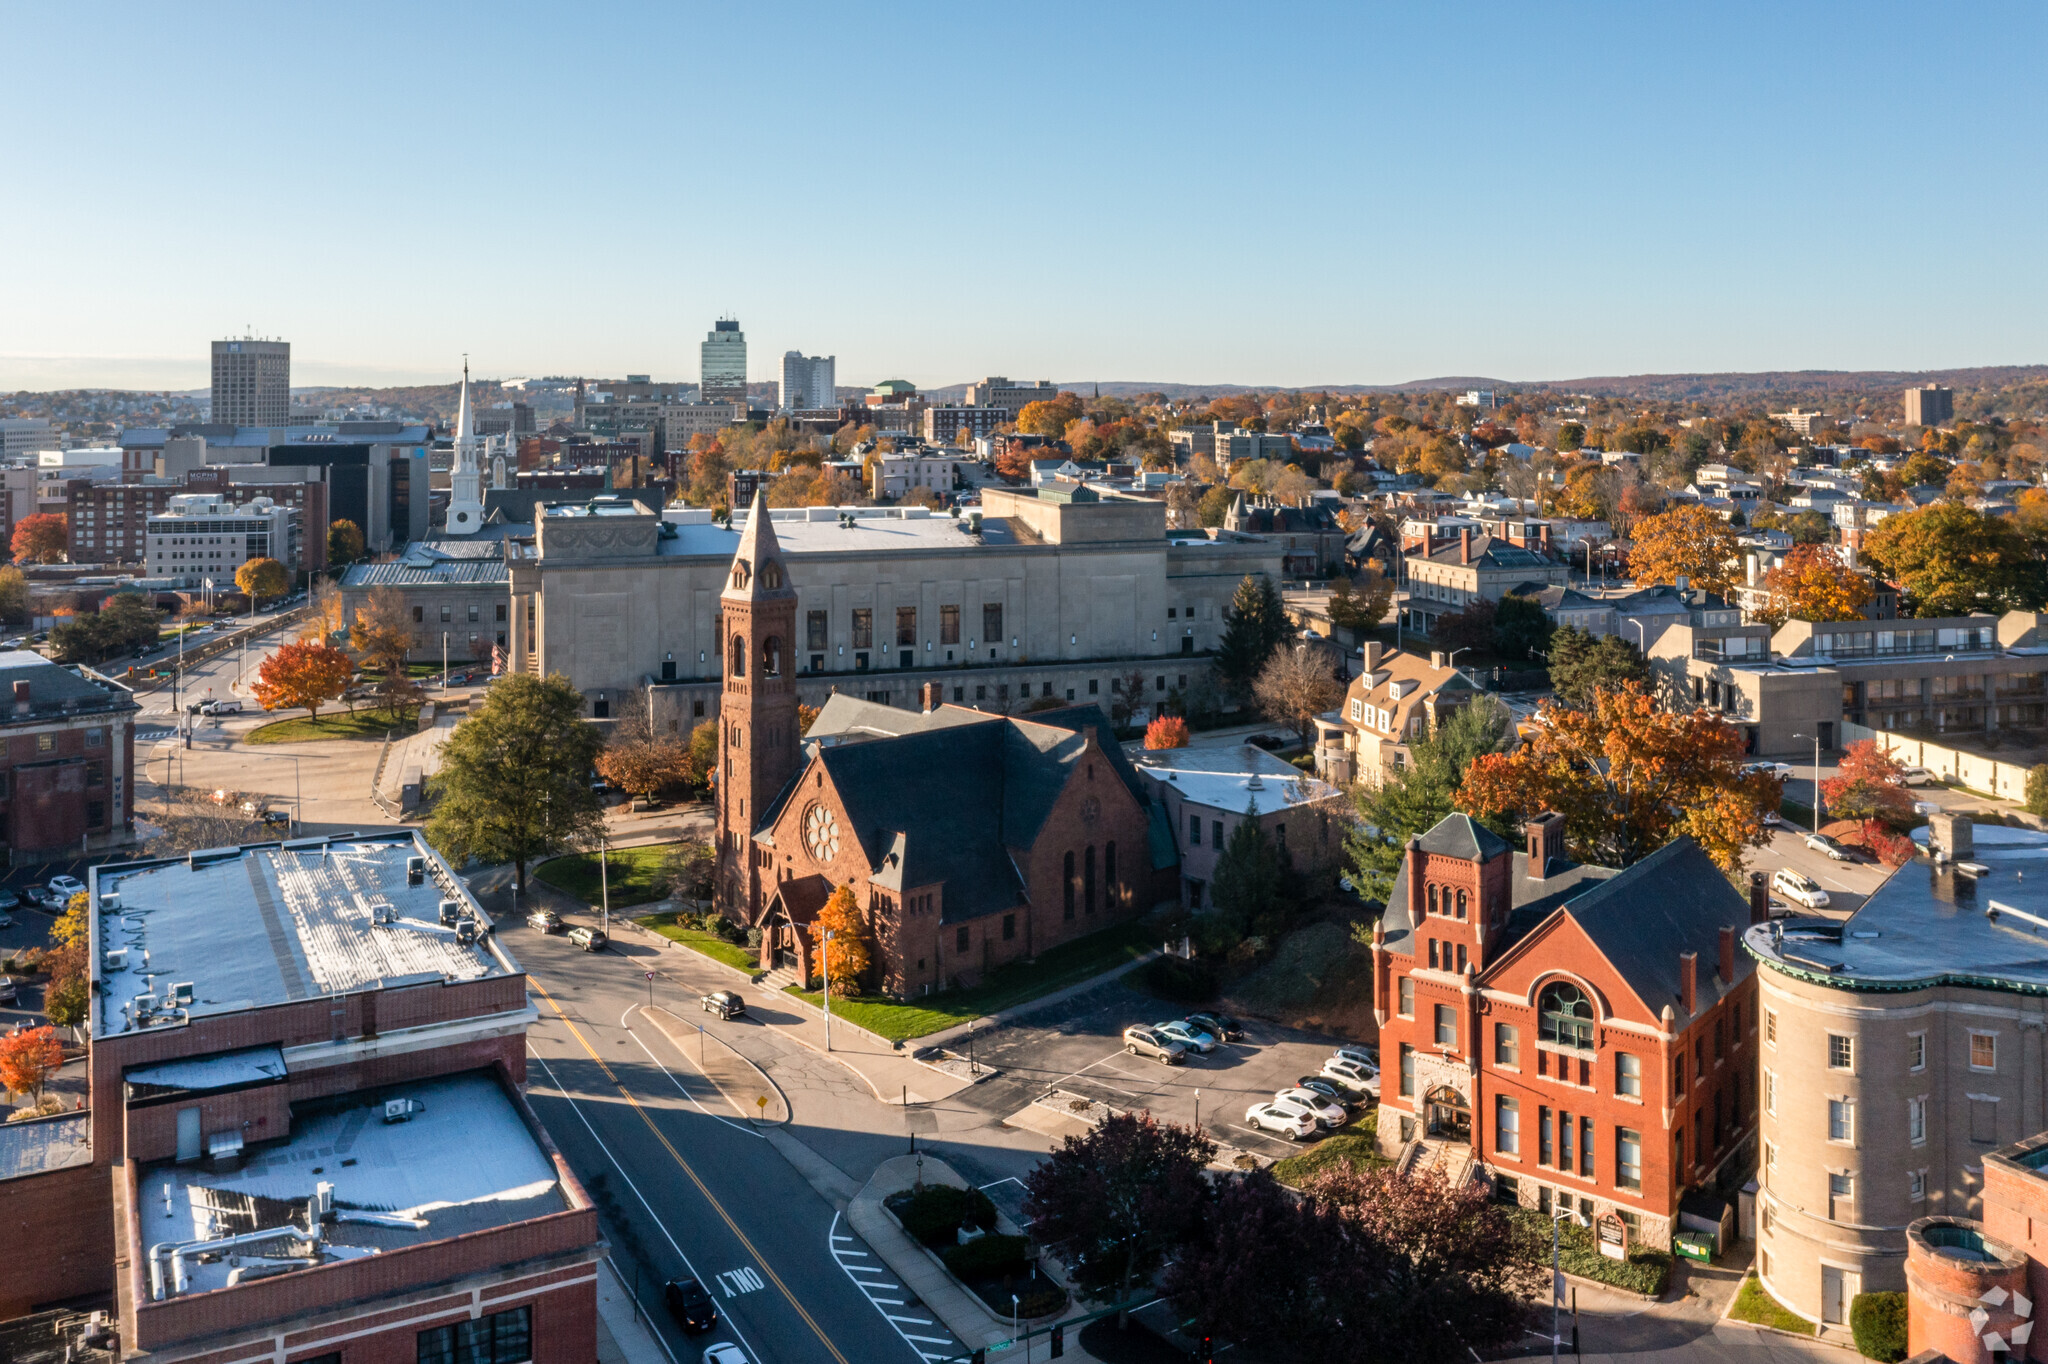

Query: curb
[915,948,1163,1052]
[638,1003,790,1125]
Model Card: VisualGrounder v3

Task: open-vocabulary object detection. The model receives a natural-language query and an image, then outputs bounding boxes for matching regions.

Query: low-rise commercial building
[870,452,961,501]
[1749,814,2048,1329]
[1134,743,1347,909]
[1401,531,1569,635]
[337,540,513,664]
[0,650,137,857]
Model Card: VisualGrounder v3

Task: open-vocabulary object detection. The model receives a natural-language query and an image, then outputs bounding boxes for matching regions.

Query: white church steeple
[446,358,485,536]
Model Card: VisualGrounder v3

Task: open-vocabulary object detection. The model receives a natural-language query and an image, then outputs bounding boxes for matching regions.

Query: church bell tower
[714,489,800,924]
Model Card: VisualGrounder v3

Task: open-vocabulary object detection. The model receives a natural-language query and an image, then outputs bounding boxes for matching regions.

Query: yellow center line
[530,978,850,1364]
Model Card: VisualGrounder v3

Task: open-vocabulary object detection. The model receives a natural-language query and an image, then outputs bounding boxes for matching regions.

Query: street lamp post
[598,827,610,936]
[822,930,835,1051]
[1794,732,1824,833]
[442,633,449,690]
[1551,1206,1574,1364]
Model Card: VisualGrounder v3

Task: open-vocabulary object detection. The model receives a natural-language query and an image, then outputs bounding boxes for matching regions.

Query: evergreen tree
[1215,573,1289,700]
[1343,696,1513,904]
[1545,626,1651,708]
[1210,799,1284,933]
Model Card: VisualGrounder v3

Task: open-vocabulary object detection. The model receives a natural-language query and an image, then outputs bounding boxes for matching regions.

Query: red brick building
[1369,813,1760,1245]
[0,650,138,858]
[715,493,1178,994]
[1,829,600,1363]
[1902,1129,2048,1363]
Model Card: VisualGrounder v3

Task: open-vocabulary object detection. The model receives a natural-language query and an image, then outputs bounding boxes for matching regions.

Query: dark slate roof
[1410,533,1553,570]
[1382,848,1614,958]
[1559,836,1753,1015]
[1415,814,1509,861]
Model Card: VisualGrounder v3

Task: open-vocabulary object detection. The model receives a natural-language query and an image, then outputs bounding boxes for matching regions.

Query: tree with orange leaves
[1144,715,1190,749]
[1457,684,1777,872]
[807,884,872,997]
[0,1025,64,1103]
[1754,544,1873,628]
[9,512,66,565]
[253,640,354,720]
[1626,504,1741,601]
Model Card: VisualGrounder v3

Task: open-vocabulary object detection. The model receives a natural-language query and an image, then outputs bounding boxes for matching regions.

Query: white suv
[1772,867,1830,909]
[1245,1101,1317,1141]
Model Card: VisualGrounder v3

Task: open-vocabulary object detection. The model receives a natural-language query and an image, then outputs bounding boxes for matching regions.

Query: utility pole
[822,930,835,1051]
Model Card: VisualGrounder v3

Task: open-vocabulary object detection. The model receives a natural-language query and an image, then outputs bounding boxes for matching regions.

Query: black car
[526,909,563,933]
[1295,1076,1355,1108]
[1185,1011,1244,1042]
[702,990,745,1019]
[664,1277,717,1333]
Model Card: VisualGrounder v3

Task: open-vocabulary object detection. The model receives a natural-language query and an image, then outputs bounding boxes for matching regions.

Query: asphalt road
[514,920,963,1364]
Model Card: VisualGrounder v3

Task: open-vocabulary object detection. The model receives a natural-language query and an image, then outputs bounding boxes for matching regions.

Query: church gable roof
[1414,812,1510,861]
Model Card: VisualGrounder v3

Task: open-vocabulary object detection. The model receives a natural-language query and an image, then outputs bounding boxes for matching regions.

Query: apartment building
[1134,742,1347,909]
[1748,813,2048,1329]
[1370,814,1761,1247]
[923,405,1012,445]
[780,352,836,411]
[0,650,137,857]
[1645,609,2048,755]
[962,377,1058,412]
[869,452,960,501]
[1904,384,1955,429]
[210,338,290,428]
[1401,530,1569,635]
[1313,642,1476,787]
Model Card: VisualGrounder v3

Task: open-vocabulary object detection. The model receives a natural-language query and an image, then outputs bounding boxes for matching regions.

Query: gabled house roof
[1407,533,1554,572]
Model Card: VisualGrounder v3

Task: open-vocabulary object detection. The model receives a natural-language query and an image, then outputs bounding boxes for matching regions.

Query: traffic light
[1049,1324,1064,1358]
[1201,1335,1213,1364]
[970,1351,986,1364]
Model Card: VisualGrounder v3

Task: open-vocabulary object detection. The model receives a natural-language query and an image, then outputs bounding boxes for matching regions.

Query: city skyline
[4,1,2046,393]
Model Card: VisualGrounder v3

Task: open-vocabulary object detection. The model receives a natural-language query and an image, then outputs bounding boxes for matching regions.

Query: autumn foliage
[1458,684,1778,871]
[236,556,290,602]
[1756,544,1873,628]
[808,885,872,997]
[1820,739,1913,827]
[1144,715,1191,749]
[9,512,67,565]
[594,731,691,802]
[1626,504,1741,601]
[0,1025,64,1101]
[253,640,354,718]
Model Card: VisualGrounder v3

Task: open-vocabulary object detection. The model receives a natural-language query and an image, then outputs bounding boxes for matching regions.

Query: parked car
[526,908,562,933]
[1805,832,1854,862]
[1274,1087,1348,1129]
[702,990,745,1019]
[261,808,293,828]
[19,884,48,908]
[1122,1025,1186,1065]
[1330,1044,1379,1074]
[1762,809,1784,827]
[1185,1011,1244,1041]
[0,889,20,913]
[702,1345,747,1364]
[46,875,84,901]
[1321,1057,1379,1096]
[0,977,16,1004]
[1154,1020,1217,1054]
[1244,1101,1317,1141]
[1772,867,1831,909]
[663,1278,717,1334]
[1294,1076,1355,1108]
[1745,761,1794,781]
[1900,766,1937,787]
[1912,800,1941,816]
[567,925,608,951]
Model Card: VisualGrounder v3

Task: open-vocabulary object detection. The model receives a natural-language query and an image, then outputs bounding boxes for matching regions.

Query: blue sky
[5,2,2043,392]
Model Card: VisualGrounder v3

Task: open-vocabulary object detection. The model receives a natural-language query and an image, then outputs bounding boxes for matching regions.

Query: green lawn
[536,844,672,908]
[1729,1275,1815,1335]
[782,919,1156,1042]
[639,915,758,974]
[246,706,417,744]
[1271,1119,1385,1186]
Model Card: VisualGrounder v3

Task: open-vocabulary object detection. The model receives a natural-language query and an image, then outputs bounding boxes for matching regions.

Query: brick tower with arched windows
[715,489,800,924]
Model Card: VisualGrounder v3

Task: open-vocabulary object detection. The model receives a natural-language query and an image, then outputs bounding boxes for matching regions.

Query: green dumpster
[1673,1231,1714,1263]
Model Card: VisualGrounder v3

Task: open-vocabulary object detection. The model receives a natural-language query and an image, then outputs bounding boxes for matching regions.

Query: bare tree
[146,788,270,856]
[1253,641,1344,750]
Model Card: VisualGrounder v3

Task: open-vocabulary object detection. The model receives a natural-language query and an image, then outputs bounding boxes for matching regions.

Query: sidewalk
[640,1004,789,1123]
[594,1256,673,1364]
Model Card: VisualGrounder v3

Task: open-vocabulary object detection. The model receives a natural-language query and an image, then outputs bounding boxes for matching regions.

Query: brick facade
[714,492,801,926]
[0,1153,114,1318]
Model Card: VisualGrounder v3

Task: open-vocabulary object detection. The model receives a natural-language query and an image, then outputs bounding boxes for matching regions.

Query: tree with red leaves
[9,513,66,565]
[0,1025,65,1103]
[1023,1111,1215,1323]
[1144,715,1190,749]
[253,641,354,720]
[1820,739,1913,827]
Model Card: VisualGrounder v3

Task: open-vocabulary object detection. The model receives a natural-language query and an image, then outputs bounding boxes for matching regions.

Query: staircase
[1398,1136,1477,1189]
[760,965,803,992]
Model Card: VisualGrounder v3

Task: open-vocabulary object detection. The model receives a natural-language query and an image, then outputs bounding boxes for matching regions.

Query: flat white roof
[92,833,515,1040]
[0,1113,91,1181]
[1136,745,1343,816]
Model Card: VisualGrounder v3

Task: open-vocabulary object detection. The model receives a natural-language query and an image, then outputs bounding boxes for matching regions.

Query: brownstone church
[713,492,1180,996]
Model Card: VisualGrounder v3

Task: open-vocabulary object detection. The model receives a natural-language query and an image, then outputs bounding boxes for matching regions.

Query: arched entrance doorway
[1425,1085,1471,1144]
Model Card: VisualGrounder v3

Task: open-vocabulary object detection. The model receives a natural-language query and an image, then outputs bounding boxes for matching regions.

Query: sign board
[1596,1211,1629,1261]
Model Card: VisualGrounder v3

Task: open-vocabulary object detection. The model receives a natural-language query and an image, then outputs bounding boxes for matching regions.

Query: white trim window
[1908,1031,1926,1073]
[1828,1098,1855,1145]
[1764,1069,1776,1115]
[1971,1032,1998,1072]
[1908,1096,1926,1146]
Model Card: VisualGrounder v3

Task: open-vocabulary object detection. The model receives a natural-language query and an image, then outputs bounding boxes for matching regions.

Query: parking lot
[953,980,1370,1161]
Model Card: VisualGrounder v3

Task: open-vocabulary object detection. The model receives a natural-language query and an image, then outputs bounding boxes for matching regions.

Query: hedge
[1508,1208,1671,1297]
[942,1233,1031,1282]
[1851,1291,1907,1362]
[888,1184,997,1248]
[1141,954,1219,1003]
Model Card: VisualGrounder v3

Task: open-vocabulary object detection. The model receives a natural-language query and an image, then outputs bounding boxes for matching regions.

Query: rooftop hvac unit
[169,982,195,1005]
[407,856,425,887]
[103,948,128,970]
[382,1097,425,1124]
[438,899,460,926]
[133,993,158,1017]
[455,921,478,946]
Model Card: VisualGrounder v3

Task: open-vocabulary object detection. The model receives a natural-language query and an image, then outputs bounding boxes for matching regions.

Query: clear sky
[5,1,2044,393]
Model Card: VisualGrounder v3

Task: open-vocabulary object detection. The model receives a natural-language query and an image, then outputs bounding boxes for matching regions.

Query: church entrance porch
[1425,1085,1471,1144]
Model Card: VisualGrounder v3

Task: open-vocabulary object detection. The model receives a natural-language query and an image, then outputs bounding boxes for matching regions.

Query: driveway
[946,980,1360,1161]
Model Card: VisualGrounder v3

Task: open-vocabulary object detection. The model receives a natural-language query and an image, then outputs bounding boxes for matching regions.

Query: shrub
[745,927,763,949]
[1862,820,1916,869]
[889,1185,997,1248]
[2028,764,2048,817]
[1142,955,1218,1003]
[1850,1291,1907,1362]
[1507,1208,1671,1297]
[942,1233,1031,1282]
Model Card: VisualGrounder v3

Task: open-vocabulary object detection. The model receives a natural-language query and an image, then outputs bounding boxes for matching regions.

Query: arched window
[1104,841,1117,910]
[1084,846,1097,915]
[1427,885,1439,916]
[763,560,782,589]
[1455,889,1468,921]
[761,635,782,678]
[1538,981,1596,1050]
[731,562,750,590]
[1064,851,1076,920]
[729,635,746,678]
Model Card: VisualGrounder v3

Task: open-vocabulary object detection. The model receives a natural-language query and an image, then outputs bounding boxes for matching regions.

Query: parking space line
[829,1211,954,1363]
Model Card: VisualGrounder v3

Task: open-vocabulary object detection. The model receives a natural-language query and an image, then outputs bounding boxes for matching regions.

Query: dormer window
[763,560,782,589]
[731,562,750,590]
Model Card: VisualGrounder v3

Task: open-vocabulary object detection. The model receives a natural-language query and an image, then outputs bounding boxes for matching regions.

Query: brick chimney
[1538,523,1552,553]
[1406,836,1426,925]
[1525,811,1565,878]
[1720,926,1736,985]
[1361,640,1384,672]
[919,681,943,713]
[1749,872,1769,925]
[1460,527,1473,565]
[1680,951,1698,1016]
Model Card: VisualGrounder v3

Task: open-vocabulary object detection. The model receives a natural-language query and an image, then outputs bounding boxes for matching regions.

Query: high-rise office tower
[211,336,291,427]
[780,351,836,410]
[700,319,747,404]
[1903,384,1954,428]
